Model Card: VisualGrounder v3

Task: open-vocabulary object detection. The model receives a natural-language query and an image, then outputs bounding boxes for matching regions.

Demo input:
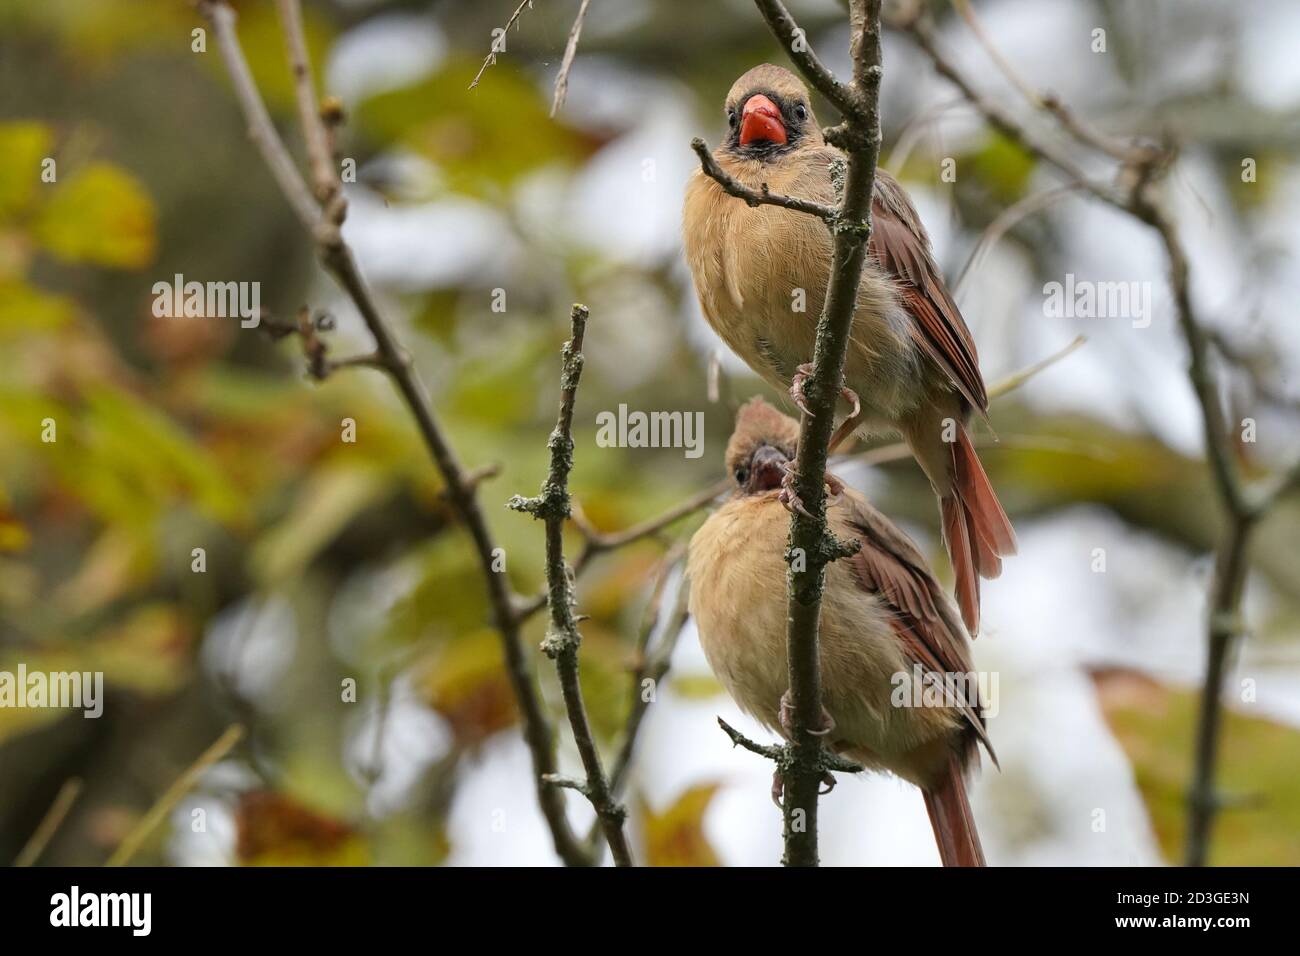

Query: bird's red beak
[739,94,787,147]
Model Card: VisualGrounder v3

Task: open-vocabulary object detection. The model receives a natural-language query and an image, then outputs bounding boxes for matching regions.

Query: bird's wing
[840,488,996,762]
[869,170,988,413]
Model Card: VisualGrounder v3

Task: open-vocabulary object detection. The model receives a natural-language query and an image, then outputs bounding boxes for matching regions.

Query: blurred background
[1,0,1298,866]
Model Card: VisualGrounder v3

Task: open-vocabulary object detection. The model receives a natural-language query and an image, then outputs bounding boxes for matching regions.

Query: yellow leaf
[0,121,54,219]
[0,280,76,337]
[34,162,156,268]
[640,783,722,867]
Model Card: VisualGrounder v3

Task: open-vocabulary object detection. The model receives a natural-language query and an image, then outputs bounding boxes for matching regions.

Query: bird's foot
[778,463,814,518]
[778,463,845,514]
[771,769,838,805]
[789,365,860,424]
[780,690,836,737]
[789,363,815,417]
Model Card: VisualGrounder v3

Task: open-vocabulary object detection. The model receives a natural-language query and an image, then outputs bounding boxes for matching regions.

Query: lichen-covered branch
[509,305,634,867]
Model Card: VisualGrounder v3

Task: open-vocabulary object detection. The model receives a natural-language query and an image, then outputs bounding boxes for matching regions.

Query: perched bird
[683,63,1015,634]
[687,399,994,866]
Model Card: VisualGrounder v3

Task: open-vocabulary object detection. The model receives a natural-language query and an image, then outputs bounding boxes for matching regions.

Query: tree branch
[509,304,634,867]
[198,0,593,867]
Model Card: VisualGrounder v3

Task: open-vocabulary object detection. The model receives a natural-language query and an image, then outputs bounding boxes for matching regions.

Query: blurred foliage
[1093,668,1300,866]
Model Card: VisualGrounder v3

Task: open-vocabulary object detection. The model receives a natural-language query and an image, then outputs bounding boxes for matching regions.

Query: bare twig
[509,304,634,867]
[986,335,1086,401]
[106,725,244,867]
[14,778,83,867]
[514,477,730,620]
[953,183,1083,299]
[551,0,592,117]
[951,0,1152,164]
[691,139,838,221]
[274,0,337,202]
[753,0,856,115]
[469,0,535,91]
[199,0,592,867]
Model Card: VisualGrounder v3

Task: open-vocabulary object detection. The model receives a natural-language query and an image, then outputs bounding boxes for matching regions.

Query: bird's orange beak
[739,94,787,147]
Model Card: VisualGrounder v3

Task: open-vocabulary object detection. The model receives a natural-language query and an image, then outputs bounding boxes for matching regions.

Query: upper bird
[683,63,1016,634]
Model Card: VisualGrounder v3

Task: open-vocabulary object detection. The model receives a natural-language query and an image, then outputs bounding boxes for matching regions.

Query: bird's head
[725,398,801,496]
[723,63,823,159]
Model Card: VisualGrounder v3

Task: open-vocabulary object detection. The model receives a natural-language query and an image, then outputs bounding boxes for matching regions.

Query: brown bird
[687,398,994,866]
[683,63,1016,634]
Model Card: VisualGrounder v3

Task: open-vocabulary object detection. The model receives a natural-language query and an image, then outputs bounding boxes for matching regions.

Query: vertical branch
[198,0,592,867]
[509,305,634,867]
[763,0,885,867]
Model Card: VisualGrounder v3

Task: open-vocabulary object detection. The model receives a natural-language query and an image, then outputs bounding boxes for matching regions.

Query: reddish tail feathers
[922,752,986,867]
[940,428,1016,636]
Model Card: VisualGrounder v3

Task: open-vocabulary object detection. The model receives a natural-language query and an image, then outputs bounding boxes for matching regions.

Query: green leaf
[357,57,594,195]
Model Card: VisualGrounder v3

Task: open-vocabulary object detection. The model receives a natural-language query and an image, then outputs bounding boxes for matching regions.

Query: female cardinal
[683,63,1015,635]
[687,398,994,866]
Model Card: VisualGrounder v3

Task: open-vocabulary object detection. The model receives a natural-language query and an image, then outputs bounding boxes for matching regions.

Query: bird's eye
[727,109,737,128]
[734,466,749,485]
[794,103,807,121]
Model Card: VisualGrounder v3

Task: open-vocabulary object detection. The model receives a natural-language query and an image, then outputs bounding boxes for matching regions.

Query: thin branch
[469,0,535,91]
[509,304,634,867]
[986,335,1086,401]
[953,183,1083,300]
[199,0,592,867]
[888,3,1128,213]
[274,0,337,202]
[586,548,692,857]
[514,476,730,621]
[203,0,320,231]
[106,725,244,867]
[952,0,1151,164]
[550,0,592,117]
[14,778,83,867]
[691,138,838,221]
[753,0,856,115]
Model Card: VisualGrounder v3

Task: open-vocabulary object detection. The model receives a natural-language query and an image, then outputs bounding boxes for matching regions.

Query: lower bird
[687,398,994,866]
[683,62,1016,634]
